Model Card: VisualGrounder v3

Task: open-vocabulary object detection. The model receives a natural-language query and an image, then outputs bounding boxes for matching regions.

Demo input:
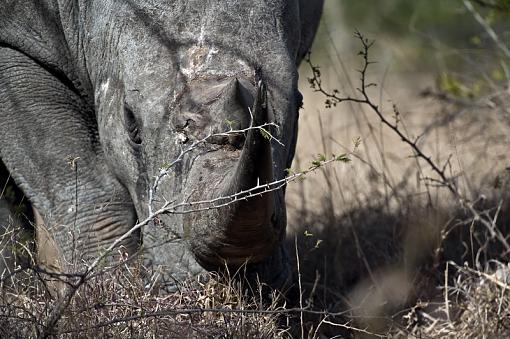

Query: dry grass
[0,250,288,338]
[395,261,510,338]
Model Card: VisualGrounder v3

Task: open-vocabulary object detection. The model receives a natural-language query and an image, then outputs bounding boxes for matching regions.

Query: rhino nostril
[183,118,193,129]
[175,116,196,131]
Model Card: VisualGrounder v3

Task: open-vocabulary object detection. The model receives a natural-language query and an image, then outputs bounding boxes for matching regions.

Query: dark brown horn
[225,80,272,192]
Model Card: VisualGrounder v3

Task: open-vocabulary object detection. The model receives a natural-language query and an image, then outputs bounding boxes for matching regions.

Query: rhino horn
[227,80,273,192]
[193,80,281,269]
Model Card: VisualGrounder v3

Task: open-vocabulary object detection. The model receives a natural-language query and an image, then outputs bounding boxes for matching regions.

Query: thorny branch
[307,31,458,198]
[32,100,351,337]
[148,117,281,215]
[148,80,283,215]
[306,30,510,253]
[90,157,346,277]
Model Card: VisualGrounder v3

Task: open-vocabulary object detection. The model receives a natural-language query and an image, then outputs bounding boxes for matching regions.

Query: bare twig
[147,120,281,215]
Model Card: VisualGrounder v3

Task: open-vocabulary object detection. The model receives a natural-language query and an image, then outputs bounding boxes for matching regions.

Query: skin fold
[0,0,324,289]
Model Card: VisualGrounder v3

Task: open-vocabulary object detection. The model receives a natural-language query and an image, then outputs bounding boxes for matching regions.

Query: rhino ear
[0,48,138,256]
[297,0,325,64]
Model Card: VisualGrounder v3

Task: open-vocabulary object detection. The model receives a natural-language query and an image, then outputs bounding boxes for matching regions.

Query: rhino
[0,0,324,289]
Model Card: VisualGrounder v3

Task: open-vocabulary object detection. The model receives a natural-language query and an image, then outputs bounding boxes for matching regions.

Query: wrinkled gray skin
[0,0,323,289]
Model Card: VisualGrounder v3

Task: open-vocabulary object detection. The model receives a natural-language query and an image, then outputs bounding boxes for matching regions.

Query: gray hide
[0,0,324,289]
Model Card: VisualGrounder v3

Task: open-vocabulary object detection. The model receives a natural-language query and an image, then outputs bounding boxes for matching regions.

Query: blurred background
[286,0,510,336]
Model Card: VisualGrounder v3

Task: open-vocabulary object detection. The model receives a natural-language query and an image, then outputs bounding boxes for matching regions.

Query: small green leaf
[160,162,171,170]
[304,230,313,237]
[284,168,295,177]
[311,154,327,167]
[311,160,322,167]
[470,35,481,46]
[439,72,469,97]
[225,119,238,129]
[314,239,323,249]
[259,128,271,140]
[336,154,351,162]
[491,68,504,81]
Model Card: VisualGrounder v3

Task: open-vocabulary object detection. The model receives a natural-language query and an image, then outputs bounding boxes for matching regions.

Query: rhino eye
[124,106,142,145]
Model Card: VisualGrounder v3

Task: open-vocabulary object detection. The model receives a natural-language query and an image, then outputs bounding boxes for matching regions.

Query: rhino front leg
[32,208,62,274]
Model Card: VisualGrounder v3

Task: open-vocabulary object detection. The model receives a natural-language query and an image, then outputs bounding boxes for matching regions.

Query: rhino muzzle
[180,78,284,270]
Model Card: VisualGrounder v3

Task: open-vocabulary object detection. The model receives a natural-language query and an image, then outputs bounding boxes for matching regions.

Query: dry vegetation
[284,1,510,336]
[0,251,287,338]
[3,1,510,338]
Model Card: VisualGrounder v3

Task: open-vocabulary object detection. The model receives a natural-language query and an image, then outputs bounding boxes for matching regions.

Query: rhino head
[0,0,323,289]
